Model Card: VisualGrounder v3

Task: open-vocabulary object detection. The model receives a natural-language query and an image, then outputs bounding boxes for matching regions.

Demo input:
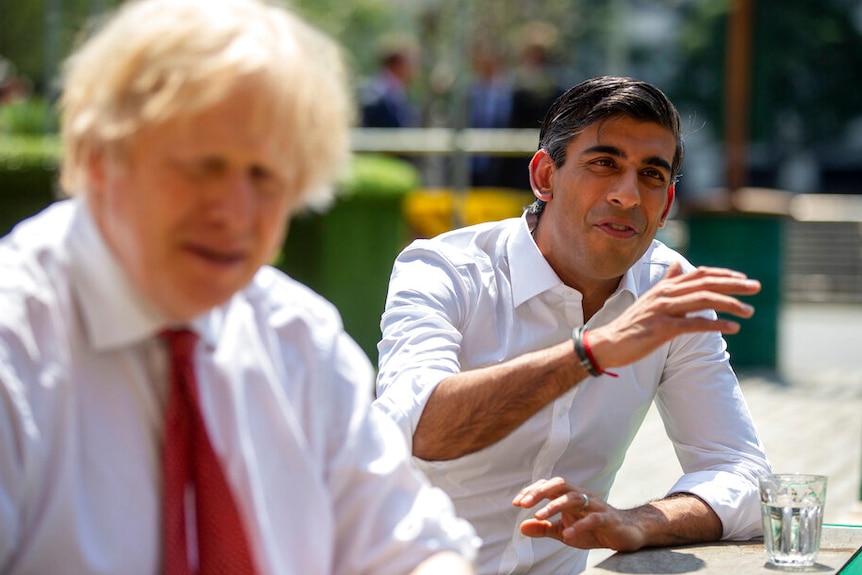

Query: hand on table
[513,477,647,552]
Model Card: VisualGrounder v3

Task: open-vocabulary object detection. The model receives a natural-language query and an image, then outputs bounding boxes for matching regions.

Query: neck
[531,214,622,322]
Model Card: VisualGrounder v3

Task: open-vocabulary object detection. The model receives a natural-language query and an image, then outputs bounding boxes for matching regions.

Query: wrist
[572,326,618,378]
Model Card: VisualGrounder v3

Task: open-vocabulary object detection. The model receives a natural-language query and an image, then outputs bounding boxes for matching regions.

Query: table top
[582,525,862,574]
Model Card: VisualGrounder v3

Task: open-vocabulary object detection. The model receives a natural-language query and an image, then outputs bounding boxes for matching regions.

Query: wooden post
[724,0,753,195]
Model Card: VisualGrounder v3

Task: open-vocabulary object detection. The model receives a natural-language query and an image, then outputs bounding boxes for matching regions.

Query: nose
[205,172,256,229]
[607,171,641,209]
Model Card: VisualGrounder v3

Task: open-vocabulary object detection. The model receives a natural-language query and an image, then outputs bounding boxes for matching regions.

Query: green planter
[0,135,61,236]
[277,154,419,362]
[685,212,785,370]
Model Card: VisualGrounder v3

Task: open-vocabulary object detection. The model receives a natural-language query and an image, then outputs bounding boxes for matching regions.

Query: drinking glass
[758,473,828,567]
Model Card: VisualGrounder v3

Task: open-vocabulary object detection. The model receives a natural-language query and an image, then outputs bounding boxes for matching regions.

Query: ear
[658,183,675,227]
[529,149,555,202]
[85,147,108,195]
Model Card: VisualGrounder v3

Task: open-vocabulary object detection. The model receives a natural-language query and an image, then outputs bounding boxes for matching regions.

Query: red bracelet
[582,329,618,378]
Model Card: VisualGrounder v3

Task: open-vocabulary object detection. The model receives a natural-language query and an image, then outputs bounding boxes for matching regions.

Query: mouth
[186,243,247,267]
[597,221,638,239]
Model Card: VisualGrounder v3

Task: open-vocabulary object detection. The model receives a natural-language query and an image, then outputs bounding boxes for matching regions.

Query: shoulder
[645,239,694,267]
[241,266,371,376]
[399,218,517,268]
[0,201,76,340]
[0,204,77,445]
[239,265,375,416]
[243,266,347,343]
[632,239,697,288]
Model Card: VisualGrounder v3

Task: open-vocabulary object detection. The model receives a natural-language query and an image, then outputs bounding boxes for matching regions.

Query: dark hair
[528,76,683,216]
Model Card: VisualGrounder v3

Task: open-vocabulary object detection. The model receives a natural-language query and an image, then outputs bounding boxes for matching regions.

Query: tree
[669,0,862,148]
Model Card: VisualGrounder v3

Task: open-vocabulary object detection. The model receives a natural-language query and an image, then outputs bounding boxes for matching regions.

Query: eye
[590,157,616,169]
[249,164,285,196]
[249,164,271,182]
[641,168,667,183]
[173,157,226,178]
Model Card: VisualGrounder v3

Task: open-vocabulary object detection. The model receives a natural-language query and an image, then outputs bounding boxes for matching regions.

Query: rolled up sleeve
[374,244,477,448]
[658,327,772,540]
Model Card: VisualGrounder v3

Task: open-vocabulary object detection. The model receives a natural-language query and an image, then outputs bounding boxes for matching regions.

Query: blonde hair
[59,0,353,210]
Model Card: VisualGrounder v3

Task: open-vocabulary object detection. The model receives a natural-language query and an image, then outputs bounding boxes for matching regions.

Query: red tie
[161,329,257,575]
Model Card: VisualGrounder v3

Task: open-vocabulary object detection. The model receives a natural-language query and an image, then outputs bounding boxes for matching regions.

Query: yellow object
[404,187,534,239]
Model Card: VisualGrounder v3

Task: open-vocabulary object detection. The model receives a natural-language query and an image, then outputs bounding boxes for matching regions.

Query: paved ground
[590,302,862,565]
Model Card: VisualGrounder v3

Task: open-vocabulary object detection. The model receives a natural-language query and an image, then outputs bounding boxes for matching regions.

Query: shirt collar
[68,198,222,351]
[508,211,643,308]
[508,211,564,307]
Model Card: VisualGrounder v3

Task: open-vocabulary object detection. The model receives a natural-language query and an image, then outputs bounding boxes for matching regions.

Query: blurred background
[0,0,862,371]
[1,0,861,516]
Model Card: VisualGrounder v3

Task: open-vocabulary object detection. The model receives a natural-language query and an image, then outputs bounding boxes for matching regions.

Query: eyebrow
[583,145,672,173]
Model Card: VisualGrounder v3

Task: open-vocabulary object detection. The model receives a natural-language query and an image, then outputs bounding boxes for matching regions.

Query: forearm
[413,340,589,460]
[623,493,722,550]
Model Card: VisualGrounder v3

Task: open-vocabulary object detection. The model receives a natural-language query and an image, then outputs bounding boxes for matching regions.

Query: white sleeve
[327,331,478,575]
[657,327,772,540]
[374,244,476,449]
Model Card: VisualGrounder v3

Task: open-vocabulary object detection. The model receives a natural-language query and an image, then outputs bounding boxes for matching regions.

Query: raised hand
[588,262,761,371]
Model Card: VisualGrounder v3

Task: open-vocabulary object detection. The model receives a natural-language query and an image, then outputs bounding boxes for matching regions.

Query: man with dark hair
[375,76,772,574]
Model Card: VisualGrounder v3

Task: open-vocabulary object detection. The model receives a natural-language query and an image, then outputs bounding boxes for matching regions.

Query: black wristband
[572,325,602,377]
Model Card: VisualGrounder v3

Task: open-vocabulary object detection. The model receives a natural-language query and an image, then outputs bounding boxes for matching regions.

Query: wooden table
[582,525,862,574]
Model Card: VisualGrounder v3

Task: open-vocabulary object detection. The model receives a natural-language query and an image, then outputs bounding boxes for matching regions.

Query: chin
[164,287,241,321]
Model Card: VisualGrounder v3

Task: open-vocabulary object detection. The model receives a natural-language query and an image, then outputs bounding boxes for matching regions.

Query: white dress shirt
[374,212,771,575]
[0,199,477,575]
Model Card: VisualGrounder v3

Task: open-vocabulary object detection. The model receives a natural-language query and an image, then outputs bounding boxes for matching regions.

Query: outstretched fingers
[588,264,762,370]
[513,477,568,508]
[514,478,627,549]
[661,265,762,299]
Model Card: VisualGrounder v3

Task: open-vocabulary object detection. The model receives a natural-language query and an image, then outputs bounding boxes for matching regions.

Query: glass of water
[758,473,828,567]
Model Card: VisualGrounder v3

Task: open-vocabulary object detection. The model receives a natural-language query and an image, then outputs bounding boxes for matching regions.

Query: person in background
[508,21,565,131]
[499,21,567,191]
[0,56,31,105]
[374,76,771,574]
[0,0,477,573]
[467,41,513,188]
[360,34,421,129]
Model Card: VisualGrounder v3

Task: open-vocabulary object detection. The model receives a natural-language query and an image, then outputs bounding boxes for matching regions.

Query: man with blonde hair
[0,0,477,573]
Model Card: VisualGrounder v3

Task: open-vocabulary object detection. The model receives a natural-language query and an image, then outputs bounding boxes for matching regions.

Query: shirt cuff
[668,469,763,540]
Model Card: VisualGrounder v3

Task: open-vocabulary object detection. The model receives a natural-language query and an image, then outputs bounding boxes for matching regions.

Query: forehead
[140,83,286,155]
[571,116,676,159]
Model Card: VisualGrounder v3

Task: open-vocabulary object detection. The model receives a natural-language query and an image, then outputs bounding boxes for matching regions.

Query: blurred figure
[360,34,421,129]
[503,21,566,190]
[0,56,31,105]
[508,21,565,130]
[468,41,513,188]
[0,0,477,573]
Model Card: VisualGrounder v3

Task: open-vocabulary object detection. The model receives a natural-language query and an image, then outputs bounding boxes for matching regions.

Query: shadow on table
[593,549,705,573]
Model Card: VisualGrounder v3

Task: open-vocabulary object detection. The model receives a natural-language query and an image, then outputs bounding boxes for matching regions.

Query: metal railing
[351,127,539,156]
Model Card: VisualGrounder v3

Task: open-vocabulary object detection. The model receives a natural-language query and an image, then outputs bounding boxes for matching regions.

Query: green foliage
[3,0,861,165]
[0,0,125,95]
[0,133,61,168]
[0,98,59,135]
[0,134,62,236]
[339,154,420,198]
[286,0,403,77]
[669,0,862,146]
